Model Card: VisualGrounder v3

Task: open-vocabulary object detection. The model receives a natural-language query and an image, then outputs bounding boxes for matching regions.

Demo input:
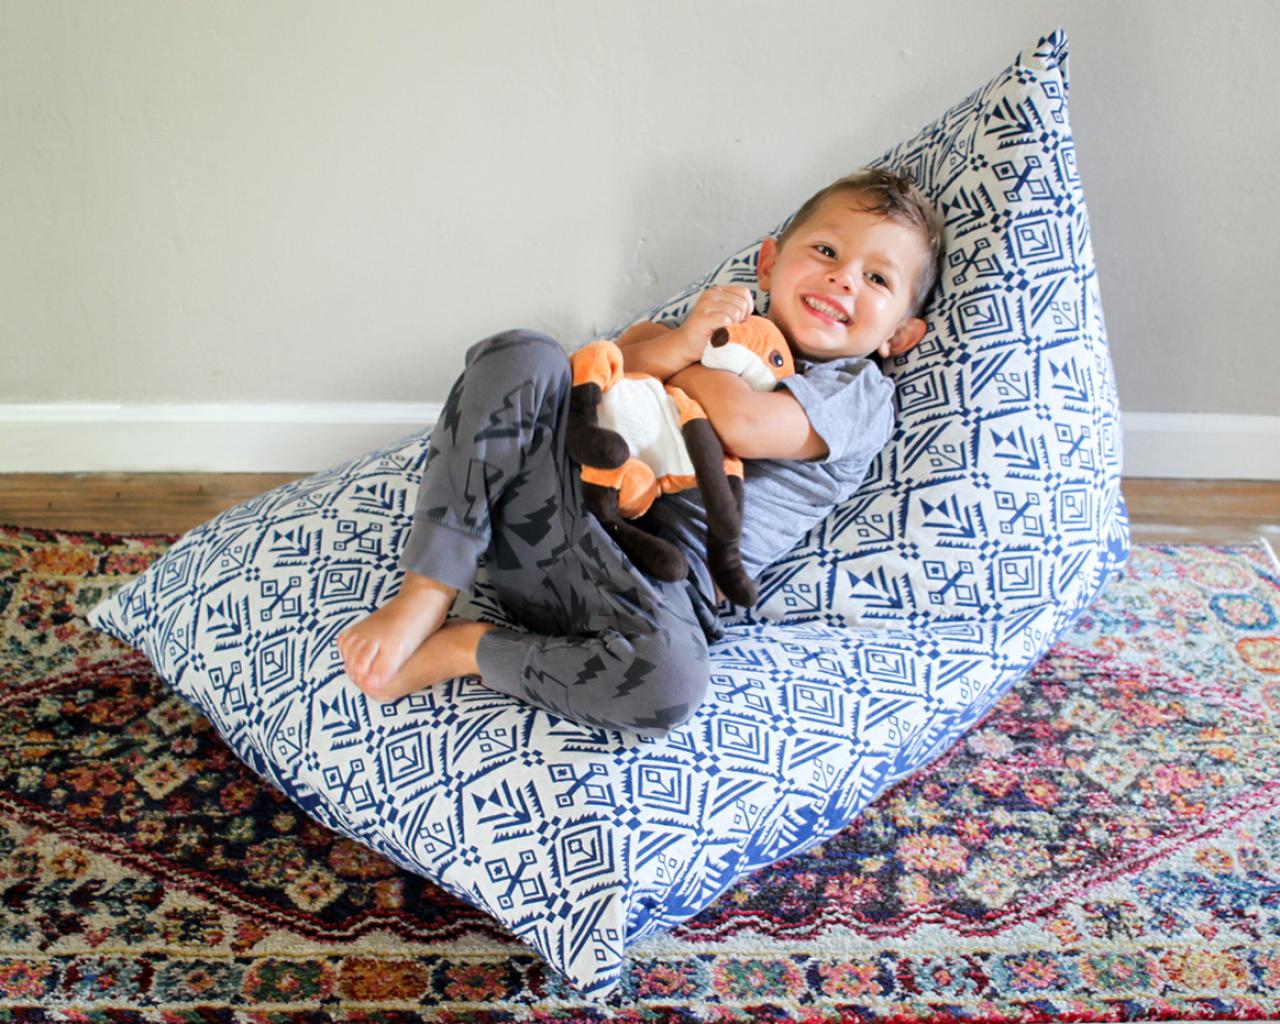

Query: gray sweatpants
[397,329,714,737]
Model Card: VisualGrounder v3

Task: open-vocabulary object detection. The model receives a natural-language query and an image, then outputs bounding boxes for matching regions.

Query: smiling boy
[336,167,943,735]
[614,167,943,622]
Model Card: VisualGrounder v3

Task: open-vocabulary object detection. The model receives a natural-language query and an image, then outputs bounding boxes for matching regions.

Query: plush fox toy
[566,315,795,607]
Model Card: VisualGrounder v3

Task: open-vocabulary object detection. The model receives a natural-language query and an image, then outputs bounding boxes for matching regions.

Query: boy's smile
[757,193,928,362]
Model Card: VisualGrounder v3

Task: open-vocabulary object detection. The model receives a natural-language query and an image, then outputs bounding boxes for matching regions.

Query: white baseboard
[1121,412,1280,480]
[0,403,444,473]
[1,405,1277,479]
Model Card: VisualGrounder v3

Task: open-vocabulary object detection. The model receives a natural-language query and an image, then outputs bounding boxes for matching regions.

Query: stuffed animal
[566,315,795,607]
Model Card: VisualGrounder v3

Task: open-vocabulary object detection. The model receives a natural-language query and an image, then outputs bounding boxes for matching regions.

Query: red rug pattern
[2,524,1279,1021]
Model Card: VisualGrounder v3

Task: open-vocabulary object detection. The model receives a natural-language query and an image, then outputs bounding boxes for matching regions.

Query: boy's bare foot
[336,574,458,694]
[357,620,494,703]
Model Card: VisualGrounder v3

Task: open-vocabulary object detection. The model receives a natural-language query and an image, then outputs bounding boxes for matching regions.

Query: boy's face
[757,193,929,362]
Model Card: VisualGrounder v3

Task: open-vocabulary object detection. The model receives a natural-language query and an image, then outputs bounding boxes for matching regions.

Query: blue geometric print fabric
[87,29,1127,999]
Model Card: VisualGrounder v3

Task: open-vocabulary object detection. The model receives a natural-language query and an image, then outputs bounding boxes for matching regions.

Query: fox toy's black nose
[710,327,730,347]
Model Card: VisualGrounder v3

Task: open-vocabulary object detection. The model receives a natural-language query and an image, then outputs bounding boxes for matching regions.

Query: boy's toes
[365,647,402,691]
[339,636,376,686]
[340,634,359,664]
[337,630,359,662]
[356,642,383,682]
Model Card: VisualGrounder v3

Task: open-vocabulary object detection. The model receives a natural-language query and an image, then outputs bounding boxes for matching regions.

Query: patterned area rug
[2,524,1279,1022]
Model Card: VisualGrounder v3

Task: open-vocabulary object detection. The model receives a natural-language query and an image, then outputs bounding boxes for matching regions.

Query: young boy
[336,167,944,737]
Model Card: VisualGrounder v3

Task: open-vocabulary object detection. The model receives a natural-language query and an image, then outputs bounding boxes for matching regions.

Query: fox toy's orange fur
[570,316,794,517]
[565,316,795,606]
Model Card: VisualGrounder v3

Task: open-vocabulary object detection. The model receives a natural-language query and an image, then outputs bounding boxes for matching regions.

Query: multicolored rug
[2,524,1279,1022]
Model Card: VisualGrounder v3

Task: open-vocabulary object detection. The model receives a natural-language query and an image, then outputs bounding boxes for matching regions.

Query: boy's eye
[867,272,889,287]
[814,244,836,258]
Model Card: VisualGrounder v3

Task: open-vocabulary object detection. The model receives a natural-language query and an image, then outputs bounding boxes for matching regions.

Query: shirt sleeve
[778,356,896,467]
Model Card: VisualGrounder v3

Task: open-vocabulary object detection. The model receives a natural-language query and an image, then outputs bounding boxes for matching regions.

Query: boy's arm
[613,321,703,380]
[667,364,829,461]
[615,320,671,347]
[613,285,756,381]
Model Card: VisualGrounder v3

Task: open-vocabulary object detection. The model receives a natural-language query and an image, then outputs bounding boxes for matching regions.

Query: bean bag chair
[87,28,1128,998]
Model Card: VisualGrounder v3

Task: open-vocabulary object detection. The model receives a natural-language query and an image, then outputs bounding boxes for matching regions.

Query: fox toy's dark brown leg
[565,382,629,469]
[566,340,630,468]
[706,476,756,607]
[681,418,757,607]
[582,482,688,582]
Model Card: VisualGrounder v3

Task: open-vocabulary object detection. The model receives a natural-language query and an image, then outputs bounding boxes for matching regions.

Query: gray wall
[3,0,1277,415]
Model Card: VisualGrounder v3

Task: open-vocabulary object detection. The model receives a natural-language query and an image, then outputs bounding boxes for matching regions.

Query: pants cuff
[397,514,487,593]
[474,626,530,698]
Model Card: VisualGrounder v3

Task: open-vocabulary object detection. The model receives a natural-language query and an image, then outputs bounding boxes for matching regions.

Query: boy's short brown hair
[775,166,945,318]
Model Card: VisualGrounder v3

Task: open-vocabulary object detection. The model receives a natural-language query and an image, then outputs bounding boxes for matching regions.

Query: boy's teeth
[804,296,847,321]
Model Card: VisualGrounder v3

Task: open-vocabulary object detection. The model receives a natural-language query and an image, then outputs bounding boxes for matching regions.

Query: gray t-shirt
[644,354,896,638]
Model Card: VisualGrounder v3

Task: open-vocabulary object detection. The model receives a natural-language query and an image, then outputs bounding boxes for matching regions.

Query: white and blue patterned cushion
[87,29,1127,999]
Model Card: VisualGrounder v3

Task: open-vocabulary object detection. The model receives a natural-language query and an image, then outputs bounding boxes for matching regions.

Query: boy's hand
[673,286,755,358]
[612,286,755,381]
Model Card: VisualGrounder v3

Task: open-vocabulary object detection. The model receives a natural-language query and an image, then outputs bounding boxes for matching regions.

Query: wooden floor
[0,474,1276,547]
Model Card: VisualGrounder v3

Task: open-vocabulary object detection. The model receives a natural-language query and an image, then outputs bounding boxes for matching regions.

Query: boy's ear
[756,236,777,291]
[878,317,927,359]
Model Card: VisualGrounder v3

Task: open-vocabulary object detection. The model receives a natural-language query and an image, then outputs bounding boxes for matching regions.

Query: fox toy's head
[702,315,796,392]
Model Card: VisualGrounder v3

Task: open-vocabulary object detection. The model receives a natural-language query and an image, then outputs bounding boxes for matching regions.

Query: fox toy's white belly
[596,377,695,479]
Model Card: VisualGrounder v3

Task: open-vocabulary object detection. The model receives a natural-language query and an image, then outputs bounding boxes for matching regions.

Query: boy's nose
[827,269,856,292]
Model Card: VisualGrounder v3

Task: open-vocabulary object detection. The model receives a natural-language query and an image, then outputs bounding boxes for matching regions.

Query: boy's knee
[616,632,710,736]
[481,327,560,350]
[467,329,569,390]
